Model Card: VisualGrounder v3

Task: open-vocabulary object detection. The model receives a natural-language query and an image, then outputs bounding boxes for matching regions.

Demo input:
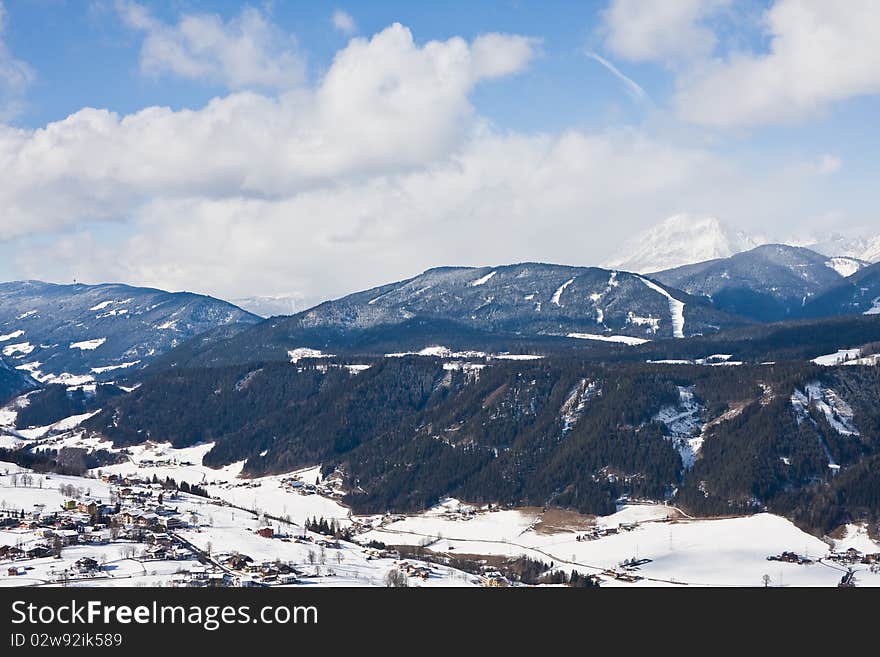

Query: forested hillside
[83,354,880,534]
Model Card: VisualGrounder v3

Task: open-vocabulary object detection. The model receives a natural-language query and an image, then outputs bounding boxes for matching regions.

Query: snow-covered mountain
[0,281,260,384]
[653,244,845,322]
[230,295,302,318]
[602,215,764,274]
[791,233,880,264]
[155,263,749,369]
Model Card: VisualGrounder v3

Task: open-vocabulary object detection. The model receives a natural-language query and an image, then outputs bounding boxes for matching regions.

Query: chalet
[50,529,81,546]
[80,529,111,544]
[25,545,53,559]
[224,554,254,570]
[0,545,24,559]
[61,499,77,511]
[160,516,184,530]
[145,545,169,560]
[74,557,100,573]
[136,513,160,528]
[481,570,509,587]
[256,526,274,539]
[77,501,99,515]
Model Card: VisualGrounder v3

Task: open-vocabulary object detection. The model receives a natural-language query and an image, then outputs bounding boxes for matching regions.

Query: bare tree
[385,568,409,588]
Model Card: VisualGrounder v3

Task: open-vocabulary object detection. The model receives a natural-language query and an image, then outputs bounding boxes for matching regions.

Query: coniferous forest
[80,351,880,535]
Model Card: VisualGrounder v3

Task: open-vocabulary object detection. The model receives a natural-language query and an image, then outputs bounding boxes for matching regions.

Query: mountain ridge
[0,280,260,383]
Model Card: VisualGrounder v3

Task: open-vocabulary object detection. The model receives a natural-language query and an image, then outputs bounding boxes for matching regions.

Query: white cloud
[0,18,844,305]
[116,1,304,90]
[469,33,539,79]
[674,0,880,127]
[332,9,357,35]
[602,0,729,63]
[10,124,833,306]
[0,2,34,120]
[0,23,537,241]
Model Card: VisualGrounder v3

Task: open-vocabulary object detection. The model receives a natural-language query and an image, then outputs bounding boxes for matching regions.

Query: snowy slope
[794,233,880,263]
[603,215,764,274]
[0,281,259,381]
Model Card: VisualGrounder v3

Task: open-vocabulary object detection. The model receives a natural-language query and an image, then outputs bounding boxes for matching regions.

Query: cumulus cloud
[0,16,843,305]
[116,1,304,90]
[0,2,34,120]
[9,124,829,305]
[674,0,880,127]
[332,9,357,35]
[601,0,729,63]
[0,23,537,241]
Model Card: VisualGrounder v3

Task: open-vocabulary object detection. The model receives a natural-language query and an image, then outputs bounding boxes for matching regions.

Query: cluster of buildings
[1,475,198,582]
[574,522,639,542]
[826,547,880,567]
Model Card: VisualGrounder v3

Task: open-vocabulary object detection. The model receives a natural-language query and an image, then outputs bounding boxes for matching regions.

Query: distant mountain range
[0,281,258,386]
[603,215,880,274]
[149,263,754,369]
[3,220,880,389]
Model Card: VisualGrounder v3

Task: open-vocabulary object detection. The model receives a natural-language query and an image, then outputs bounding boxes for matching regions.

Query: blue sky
[0,1,878,304]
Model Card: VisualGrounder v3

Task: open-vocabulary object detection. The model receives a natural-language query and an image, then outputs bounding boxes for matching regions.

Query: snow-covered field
[362,501,880,587]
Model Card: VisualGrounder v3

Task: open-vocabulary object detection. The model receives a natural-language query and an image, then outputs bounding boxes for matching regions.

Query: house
[0,545,24,559]
[145,545,169,560]
[256,526,274,539]
[74,557,100,573]
[25,545,53,559]
[51,529,81,546]
[224,554,254,570]
[136,513,160,528]
[61,499,77,511]
[160,516,185,530]
[77,501,99,515]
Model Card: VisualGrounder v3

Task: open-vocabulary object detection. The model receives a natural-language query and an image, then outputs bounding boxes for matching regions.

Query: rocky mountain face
[653,244,846,322]
[0,281,260,383]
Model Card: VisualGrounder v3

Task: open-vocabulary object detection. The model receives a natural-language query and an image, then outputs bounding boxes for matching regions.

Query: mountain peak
[602,214,764,274]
